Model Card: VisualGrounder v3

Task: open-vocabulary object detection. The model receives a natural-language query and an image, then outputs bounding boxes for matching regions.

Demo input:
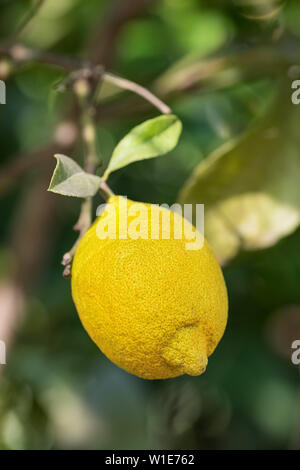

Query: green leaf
[179,86,300,264]
[103,114,182,180]
[48,154,101,198]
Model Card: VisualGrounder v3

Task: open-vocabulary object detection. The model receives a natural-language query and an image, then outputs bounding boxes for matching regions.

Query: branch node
[62,253,72,267]
[63,265,72,279]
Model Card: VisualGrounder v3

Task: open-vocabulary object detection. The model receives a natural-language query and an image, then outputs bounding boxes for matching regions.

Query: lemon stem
[61,198,92,278]
[100,181,114,201]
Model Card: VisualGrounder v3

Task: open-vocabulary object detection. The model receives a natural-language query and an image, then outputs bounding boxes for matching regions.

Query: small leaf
[48,154,101,198]
[179,85,300,264]
[103,114,182,180]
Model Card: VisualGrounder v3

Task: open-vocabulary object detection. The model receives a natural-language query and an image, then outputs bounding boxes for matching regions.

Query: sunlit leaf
[103,114,182,180]
[179,86,300,264]
[48,154,101,198]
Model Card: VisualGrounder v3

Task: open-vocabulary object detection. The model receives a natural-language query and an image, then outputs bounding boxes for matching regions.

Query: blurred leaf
[237,0,284,21]
[160,5,231,57]
[179,85,300,264]
[154,45,296,98]
[103,115,182,180]
[48,154,101,198]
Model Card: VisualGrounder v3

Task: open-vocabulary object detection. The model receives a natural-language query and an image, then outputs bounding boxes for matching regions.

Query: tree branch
[103,72,171,114]
[0,43,83,71]
[61,197,92,278]
[0,41,172,115]
[61,76,103,277]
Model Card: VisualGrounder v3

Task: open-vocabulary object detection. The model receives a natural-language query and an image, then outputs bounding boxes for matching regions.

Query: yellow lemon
[71,196,228,379]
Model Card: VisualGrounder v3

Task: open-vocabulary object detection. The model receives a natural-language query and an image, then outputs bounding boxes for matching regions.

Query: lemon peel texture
[71,196,228,380]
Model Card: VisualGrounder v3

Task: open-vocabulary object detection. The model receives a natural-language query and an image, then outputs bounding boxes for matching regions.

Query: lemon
[71,196,228,379]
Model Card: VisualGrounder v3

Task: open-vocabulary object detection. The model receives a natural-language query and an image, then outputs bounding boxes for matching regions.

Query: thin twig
[14,0,46,40]
[0,42,172,115]
[103,72,171,115]
[74,78,103,170]
[100,181,115,200]
[0,43,82,71]
[61,197,92,278]
[61,76,104,277]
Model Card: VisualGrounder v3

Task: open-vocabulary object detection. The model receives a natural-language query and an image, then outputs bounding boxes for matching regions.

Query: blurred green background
[1,0,300,450]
